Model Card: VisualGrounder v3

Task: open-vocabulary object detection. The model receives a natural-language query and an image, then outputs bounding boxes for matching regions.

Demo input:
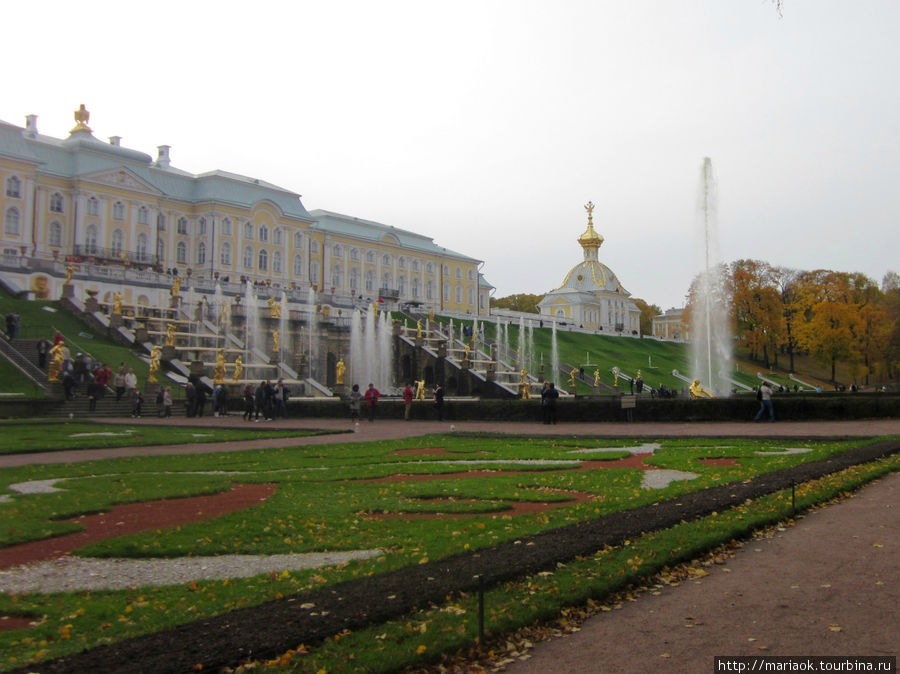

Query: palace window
[412,260,419,271]
[350,248,359,261]
[87,196,99,216]
[398,275,405,295]
[293,231,303,248]
[273,250,282,273]
[157,213,166,231]
[49,221,62,247]
[382,254,392,266]
[331,263,342,288]
[365,270,374,291]
[220,242,232,266]
[310,240,320,255]
[366,251,374,263]
[426,280,433,300]
[455,284,462,303]
[176,241,187,265]
[242,246,253,269]
[455,267,462,279]
[197,242,206,265]
[258,248,268,271]
[199,218,207,235]
[273,228,282,245]
[111,229,125,257]
[398,256,406,269]
[468,287,475,305]
[49,192,64,213]
[332,244,342,257]
[137,206,149,225]
[293,254,303,276]
[243,222,254,240]
[259,225,269,242]
[310,260,320,283]
[137,233,149,262]
[4,207,20,236]
[443,282,450,302]
[113,202,125,221]
[221,218,233,237]
[349,267,359,290]
[412,277,419,298]
[157,239,165,261]
[468,269,475,280]
[382,272,392,289]
[5,176,21,198]
[425,262,433,273]
[85,224,98,254]
[177,217,189,235]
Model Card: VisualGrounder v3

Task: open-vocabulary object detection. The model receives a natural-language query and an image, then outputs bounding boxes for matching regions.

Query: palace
[536,202,641,335]
[0,106,491,315]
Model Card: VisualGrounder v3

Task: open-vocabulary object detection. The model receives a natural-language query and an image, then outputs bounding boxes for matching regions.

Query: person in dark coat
[541,382,559,424]
[242,384,255,421]
[195,386,207,417]
[364,383,380,422]
[185,382,197,417]
[37,339,51,369]
[432,383,444,421]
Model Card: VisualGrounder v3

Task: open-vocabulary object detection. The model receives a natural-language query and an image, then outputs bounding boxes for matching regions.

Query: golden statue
[272,329,280,354]
[613,366,620,387]
[416,319,423,339]
[415,379,426,400]
[689,378,715,399]
[232,356,243,383]
[71,104,91,133]
[593,369,600,387]
[372,302,379,316]
[165,323,176,347]
[429,309,434,323]
[214,349,226,384]
[65,265,75,285]
[336,358,346,385]
[148,345,161,383]
[48,341,65,382]
[569,368,577,387]
[267,296,281,318]
[519,370,530,400]
[464,343,470,361]
[219,301,228,326]
[112,291,122,315]
[171,276,181,298]
[584,200,595,225]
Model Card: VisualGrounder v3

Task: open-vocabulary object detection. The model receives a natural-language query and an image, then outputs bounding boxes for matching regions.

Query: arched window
[111,229,125,256]
[177,217,188,234]
[198,218,207,235]
[85,224,98,254]
[243,222,254,240]
[350,248,359,261]
[332,244,342,257]
[366,250,374,263]
[136,233,149,262]
[310,260,320,284]
[331,263,342,288]
[310,240,320,255]
[443,282,450,302]
[243,246,253,269]
[426,280,433,300]
[349,267,359,291]
[273,228,282,245]
[455,284,462,303]
[4,207,20,236]
[293,254,303,276]
[113,201,125,220]
[293,231,303,248]
[412,277,419,298]
[365,270,374,291]
[157,238,166,261]
[455,267,462,279]
[426,262,434,273]
[222,218,233,236]
[468,287,475,305]
[49,220,62,247]
[382,272,392,289]
[220,242,232,266]
[382,254,392,266]
[176,241,187,264]
[259,225,269,242]
[258,248,268,271]
[137,206,149,225]
[398,275,406,295]
[5,176,21,198]
[49,192,64,213]
[197,241,206,265]
[398,256,406,269]
[272,251,282,273]
[87,196,99,216]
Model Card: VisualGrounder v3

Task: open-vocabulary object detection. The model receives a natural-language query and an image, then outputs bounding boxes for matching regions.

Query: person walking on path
[364,383,380,422]
[124,367,137,398]
[114,364,127,401]
[242,384,255,421]
[349,384,362,422]
[403,383,414,421]
[755,381,775,422]
[130,387,144,418]
[185,382,197,417]
[162,387,173,417]
[433,383,445,421]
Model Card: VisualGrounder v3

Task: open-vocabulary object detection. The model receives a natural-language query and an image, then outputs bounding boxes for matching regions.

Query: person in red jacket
[403,382,414,421]
[364,383,380,422]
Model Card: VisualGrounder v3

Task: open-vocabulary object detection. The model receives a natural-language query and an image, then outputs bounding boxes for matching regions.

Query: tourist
[124,367,137,397]
[254,381,266,421]
[131,387,144,418]
[156,386,165,417]
[195,385,207,417]
[433,383,444,421]
[242,383,255,421]
[163,387,173,417]
[279,379,290,419]
[185,382,197,417]
[349,384,362,422]
[114,363,127,401]
[364,383,380,422]
[754,381,775,422]
[87,374,99,412]
[36,338,51,369]
[635,374,644,395]
[403,382,414,421]
[541,381,559,424]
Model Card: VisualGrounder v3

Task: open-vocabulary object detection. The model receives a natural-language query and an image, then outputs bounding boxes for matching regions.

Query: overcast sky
[3,0,898,310]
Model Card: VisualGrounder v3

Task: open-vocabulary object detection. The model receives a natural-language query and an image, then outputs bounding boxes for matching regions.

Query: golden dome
[578,201,603,258]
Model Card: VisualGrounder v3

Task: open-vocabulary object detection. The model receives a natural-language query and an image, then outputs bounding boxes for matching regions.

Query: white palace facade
[0,106,492,315]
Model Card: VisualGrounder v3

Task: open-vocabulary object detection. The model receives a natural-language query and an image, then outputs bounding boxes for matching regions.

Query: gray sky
[4,0,898,310]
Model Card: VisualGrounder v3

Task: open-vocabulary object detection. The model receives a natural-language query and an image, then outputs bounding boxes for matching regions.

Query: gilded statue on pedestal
[171,276,181,298]
[148,345,161,383]
[336,358,346,385]
[65,265,74,285]
[272,329,280,354]
[112,291,122,315]
[267,296,281,318]
[165,323,176,347]
[232,356,243,383]
[593,368,600,387]
[48,342,65,382]
[415,379,426,400]
[689,379,715,399]
[214,349,226,384]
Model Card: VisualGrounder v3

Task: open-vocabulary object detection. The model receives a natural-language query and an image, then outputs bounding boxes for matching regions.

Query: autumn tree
[490,293,544,314]
[632,298,662,337]
[730,259,782,366]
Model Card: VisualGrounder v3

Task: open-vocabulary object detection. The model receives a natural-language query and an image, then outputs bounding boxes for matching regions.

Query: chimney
[24,114,38,137]
[109,136,121,146]
[156,145,171,168]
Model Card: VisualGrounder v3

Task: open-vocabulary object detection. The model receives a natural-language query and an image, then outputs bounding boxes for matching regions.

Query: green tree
[632,298,662,337]
[490,293,544,314]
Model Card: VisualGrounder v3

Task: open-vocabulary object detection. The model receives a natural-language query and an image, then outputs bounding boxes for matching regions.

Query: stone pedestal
[437,341,447,358]
[568,385,577,395]
[110,313,123,329]
[333,382,346,397]
[85,294,100,313]
[134,325,148,342]
[190,360,206,378]
[61,284,75,300]
[169,296,180,310]
[162,345,177,361]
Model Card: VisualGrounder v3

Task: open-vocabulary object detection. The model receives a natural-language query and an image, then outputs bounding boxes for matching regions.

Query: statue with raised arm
[569,368,577,387]
[519,369,530,399]
[689,378,715,399]
[415,379,426,400]
[48,341,65,382]
[336,357,346,385]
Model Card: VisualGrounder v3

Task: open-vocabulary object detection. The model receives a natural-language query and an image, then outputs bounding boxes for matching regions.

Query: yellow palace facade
[0,106,491,315]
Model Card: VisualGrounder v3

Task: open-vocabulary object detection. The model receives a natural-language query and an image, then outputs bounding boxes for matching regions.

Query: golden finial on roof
[578,201,604,253]
[70,104,92,134]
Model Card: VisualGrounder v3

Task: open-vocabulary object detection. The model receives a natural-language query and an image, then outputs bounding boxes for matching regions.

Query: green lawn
[0,432,894,670]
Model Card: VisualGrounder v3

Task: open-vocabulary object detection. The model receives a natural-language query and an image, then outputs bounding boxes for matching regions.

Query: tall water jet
[691,157,732,395]
[306,287,318,380]
[278,291,288,365]
[550,320,559,385]
[244,281,260,364]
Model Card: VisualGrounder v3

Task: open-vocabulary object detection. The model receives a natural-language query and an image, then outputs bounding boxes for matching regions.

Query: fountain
[550,320,560,385]
[307,287,318,380]
[279,291,288,365]
[691,157,732,395]
[348,306,394,391]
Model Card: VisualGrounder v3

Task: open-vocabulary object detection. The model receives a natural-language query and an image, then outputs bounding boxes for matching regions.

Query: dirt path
[501,472,899,674]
